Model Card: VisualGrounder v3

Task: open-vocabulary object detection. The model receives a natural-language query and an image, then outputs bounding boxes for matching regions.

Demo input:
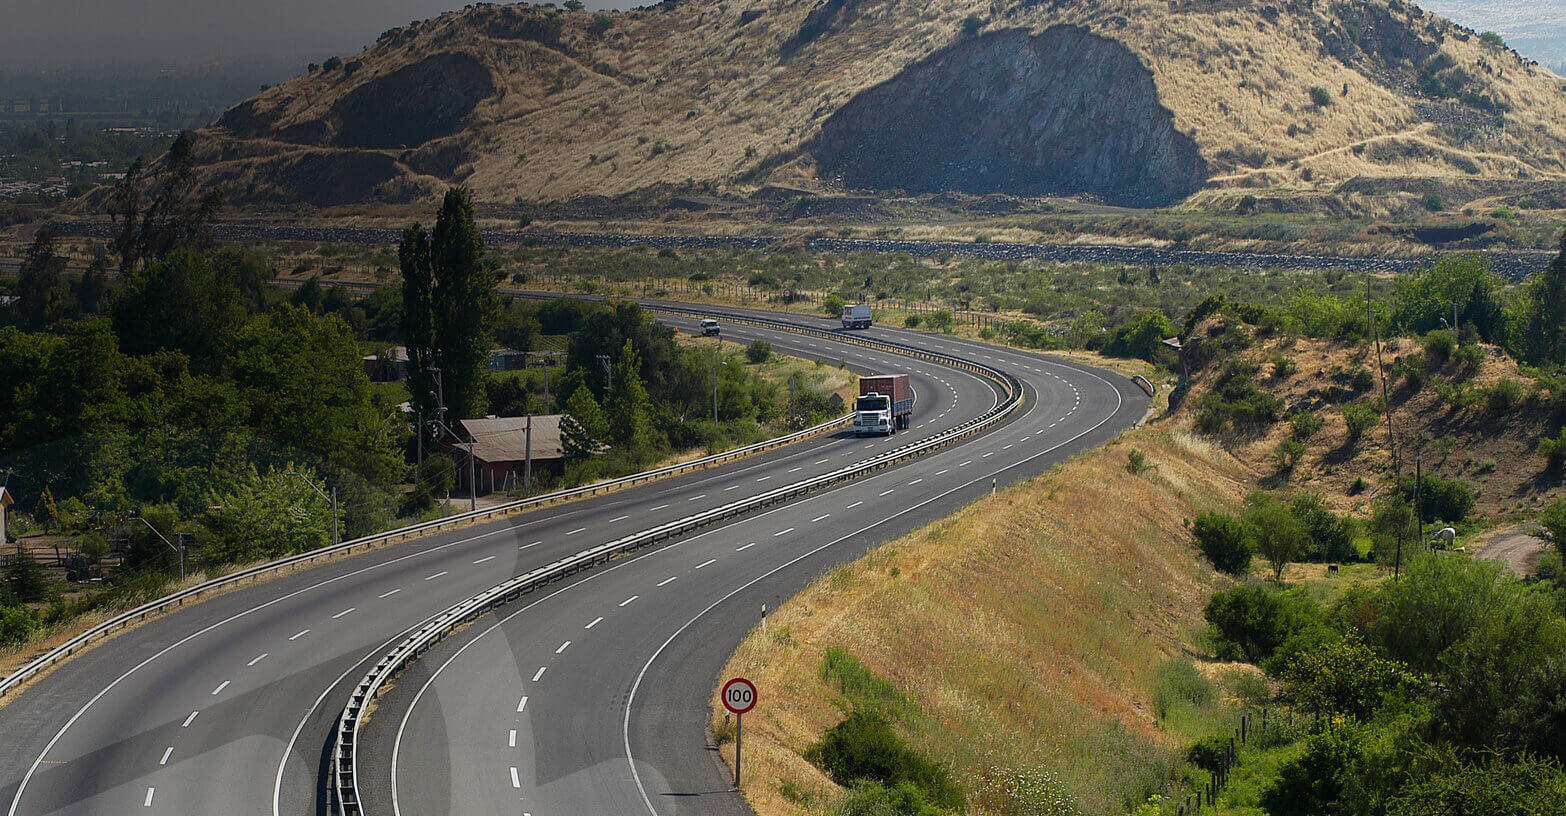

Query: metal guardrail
[0,307,883,700]
[1132,375,1156,397]
[329,311,1025,815]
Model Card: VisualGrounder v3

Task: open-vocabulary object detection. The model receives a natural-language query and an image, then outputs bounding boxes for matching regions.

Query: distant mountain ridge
[184,0,1566,214]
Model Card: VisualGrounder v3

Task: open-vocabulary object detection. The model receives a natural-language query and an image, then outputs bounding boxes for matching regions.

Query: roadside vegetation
[0,137,848,665]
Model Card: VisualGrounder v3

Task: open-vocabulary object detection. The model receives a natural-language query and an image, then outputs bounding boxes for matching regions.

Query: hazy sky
[0,0,1559,70]
[0,0,637,69]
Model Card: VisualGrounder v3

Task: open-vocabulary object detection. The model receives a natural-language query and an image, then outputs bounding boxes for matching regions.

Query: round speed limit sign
[722,677,757,715]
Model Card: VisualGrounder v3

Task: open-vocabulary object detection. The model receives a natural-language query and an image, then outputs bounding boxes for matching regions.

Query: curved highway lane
[0,315,1003,816]
[356,316,1147,816]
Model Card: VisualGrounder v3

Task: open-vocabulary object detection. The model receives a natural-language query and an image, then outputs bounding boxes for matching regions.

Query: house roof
[0,487,12,508]
[457,416,566,463]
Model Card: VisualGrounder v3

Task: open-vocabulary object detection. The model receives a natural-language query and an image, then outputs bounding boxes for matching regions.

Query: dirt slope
[188,0,1566,211]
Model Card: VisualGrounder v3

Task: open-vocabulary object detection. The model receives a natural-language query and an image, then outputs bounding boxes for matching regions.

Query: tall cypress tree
[608,339,653,450]
[398,224,436,421]
[1525,231,1566,366]
[430,188,499,421]
[398,188,499,422]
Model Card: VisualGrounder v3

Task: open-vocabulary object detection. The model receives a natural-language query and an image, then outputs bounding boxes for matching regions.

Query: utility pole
[597,354,613,393]
[524,413,533,493]
[1414,444,1424,553]
[713,360,727,424]
[1370,307,1401,477]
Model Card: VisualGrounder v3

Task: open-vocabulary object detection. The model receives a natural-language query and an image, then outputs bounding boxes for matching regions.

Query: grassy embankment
[715,427,1255,815]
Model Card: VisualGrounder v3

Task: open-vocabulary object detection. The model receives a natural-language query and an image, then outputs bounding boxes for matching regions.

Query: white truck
[842,304,873,330]
[855,374,913,436]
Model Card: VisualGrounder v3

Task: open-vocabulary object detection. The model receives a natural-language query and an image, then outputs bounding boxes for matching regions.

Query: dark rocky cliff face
[331,53,496,150]
[813,26,1207,207]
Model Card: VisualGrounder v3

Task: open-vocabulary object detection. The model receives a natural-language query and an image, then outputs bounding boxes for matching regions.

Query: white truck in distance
[842,304,873,329]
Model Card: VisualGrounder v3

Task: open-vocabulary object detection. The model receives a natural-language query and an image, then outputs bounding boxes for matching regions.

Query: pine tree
[607,340,653,450]
[561,387,609,459]
[4,545,50,603]
[1524,231,1566,365]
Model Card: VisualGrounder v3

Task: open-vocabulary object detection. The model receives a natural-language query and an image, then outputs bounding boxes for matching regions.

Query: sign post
[721,677,757,788]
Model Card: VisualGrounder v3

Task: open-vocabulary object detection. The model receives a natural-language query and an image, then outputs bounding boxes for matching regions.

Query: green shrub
[927,311,954,333]
[1204,585,1324,663]
[1422,192,1445,212]
[1289,410,1325,440]
[903,314,922,328]
[1454,343,1486,369]
[1277,636,1421,719]
[1350,366,1376,392]
[1126,448,1150,475]
[1186,734,1231,774]
[0,604,41,648]
[1423,330,1456,364]
[1275,438,1307,473]
[807,712,964,810]
[1193,511,1255,575]
[1485,379,1527,412]
[823,647,909,718]
[836,780,943,816]
[1271,353,1295,379]
[745,339,772,364]
[1261,722,1367,816]
[824,294,847,318]
[1397,473,1475,524]
[1343,402,1380,442]
[1309,86,1333,107]
[1196,360,1284,434]
[1544,437,1566,473]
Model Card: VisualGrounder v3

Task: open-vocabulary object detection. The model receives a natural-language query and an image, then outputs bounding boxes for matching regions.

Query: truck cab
[855,392,895,436]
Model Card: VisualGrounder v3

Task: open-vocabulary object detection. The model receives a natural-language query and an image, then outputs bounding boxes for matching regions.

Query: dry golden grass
[714,428,1248,815]
[194,0,1566,210]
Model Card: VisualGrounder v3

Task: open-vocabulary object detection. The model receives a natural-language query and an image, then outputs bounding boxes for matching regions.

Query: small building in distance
[363,346,411,383]
[452,416,568,495]
[487,348,530,373]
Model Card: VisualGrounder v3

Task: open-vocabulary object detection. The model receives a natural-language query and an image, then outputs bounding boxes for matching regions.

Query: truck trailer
[855,374,913,436]
[842,304,873,330]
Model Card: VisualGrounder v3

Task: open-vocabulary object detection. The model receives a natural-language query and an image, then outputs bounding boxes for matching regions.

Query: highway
[0,305,1146,816]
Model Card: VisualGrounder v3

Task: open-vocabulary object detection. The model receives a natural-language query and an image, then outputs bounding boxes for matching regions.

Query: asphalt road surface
[0,305,1145,816]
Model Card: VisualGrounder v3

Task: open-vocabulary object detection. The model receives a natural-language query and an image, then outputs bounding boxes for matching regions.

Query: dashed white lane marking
[657,576,678,587]
[688,495,707,501]
[773,528,795,537]
[424,571,448,581]
[620,595,639,607]
[472,556,497,565]
[814,459,829,465]
[908,479,923,485]
[510,767,521,789]
[379,588,401,598]
[247,653,268,667]
[811,514,831,522]
[755,476,772,482]
[586,616,604,629]
[787,467,802,473]
[159,747,173,766]
[1003,444,1014,450]
[566,527,587,535]
[609,515,630,523]
[846,501,863,510]
[182,711,198,728]
[211,681,230,696]
[736,542,757,551]
[555,641,571,654]
[531,667,547,682]
[143,787,155,807]
[725,485,741,491]
[515,696,528,713]
[960,460,973,467]
[288,629,310,641]
[982,452,996,458]
[332,607,357,619]
[509,730,518,748]
[696,559,717,570]
[936,469,949,476]
[649,505,669,511]
[522,540,542,550]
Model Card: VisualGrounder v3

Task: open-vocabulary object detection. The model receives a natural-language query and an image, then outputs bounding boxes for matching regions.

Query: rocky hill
[189,0,1566,213]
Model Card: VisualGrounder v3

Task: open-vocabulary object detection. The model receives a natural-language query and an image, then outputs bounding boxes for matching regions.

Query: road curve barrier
[328,307,1026,815]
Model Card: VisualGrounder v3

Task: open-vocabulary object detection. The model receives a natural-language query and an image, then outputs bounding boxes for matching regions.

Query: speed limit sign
[722,677,757,715]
